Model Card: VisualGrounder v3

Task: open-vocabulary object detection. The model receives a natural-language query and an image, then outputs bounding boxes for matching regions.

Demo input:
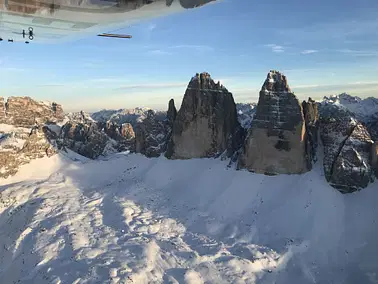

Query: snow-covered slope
[0,152,377,283]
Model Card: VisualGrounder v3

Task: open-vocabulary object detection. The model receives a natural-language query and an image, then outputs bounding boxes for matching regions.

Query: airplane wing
[0,0,216,43]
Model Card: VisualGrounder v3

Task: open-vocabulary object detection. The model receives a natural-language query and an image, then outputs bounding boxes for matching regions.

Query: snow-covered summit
[66,110,95,124]
[262,70,292,93]
[236,103,257,129]
[322,93,378,122]
[90,107,166,127]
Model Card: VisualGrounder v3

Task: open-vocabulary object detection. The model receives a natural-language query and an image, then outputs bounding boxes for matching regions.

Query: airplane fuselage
[0,0,216,43]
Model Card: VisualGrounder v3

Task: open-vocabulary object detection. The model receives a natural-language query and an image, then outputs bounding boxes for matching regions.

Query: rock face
[166,72,241,159]
[135,110,168,158]
[0,96,64,127]
[103,121,136,152]
[0,97,6,123]
[167,98,177,126]
[238,71,307,175]
[328,123,374,193]
[302,98,319,169]
[319,103,357,181]
[0,125,57,178]
[372,142,378,178]
[60,121,108,159]
[319,102,375,193]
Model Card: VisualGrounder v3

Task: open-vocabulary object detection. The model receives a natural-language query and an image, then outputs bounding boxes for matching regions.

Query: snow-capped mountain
[322,93,378,122]
[90,107,167,127]
[236,103,257,129]
[0,72,377,284]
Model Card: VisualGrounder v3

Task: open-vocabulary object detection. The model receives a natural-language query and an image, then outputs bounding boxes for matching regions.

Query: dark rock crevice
[328,124,357,184]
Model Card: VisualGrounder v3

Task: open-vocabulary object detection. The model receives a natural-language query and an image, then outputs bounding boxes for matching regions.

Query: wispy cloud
[168,44,214,52]
[0,67,27,72]
[301,50,318,55]
[335,49,378,57]
[277,18,378,43]
[113,82,188,91]
[265,44,285,53]
[147,49,172,56]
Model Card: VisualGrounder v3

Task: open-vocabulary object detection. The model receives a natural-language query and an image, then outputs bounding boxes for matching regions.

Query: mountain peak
[262,70,292,93]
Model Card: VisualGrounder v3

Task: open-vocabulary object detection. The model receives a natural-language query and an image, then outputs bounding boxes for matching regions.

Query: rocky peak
[0,97,6,123]
[167,99,177,124]
[236,103,257,129]
[166,72,242,159]
[135,110,168,158]
[189,72,226,91]
[372,142,378,178]
[0,125,57,178]
[120,123,135,140]
[0,96,64,127]
[302,98,319,169]
[59,121,109,159]
[238,71,307,175]
[262,70,292,93]
[328,123,374,193]
[67,111,94,124]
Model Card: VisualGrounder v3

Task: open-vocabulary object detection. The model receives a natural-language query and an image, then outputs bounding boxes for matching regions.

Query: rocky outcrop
[60,121,109,159]
[238,71,307,175]
[319,103,357,181]
[167,99,177,126]
[66,111,94,124]
[120,123,135,140]
[0,97,6,123]
[319,102,375,193]
[103,121,136,152]
[328,123,374,193]
[372,142,378,178]
[135,110,168,158]
[302,98,319,169]
[0,125,57,178]
[1,96,64,127]
[166,72,242,159]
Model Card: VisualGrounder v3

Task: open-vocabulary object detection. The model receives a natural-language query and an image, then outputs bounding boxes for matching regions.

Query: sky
[1,0,378,112]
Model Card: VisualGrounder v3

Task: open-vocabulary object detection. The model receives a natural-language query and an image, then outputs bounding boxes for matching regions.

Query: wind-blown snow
[0,151,377,283]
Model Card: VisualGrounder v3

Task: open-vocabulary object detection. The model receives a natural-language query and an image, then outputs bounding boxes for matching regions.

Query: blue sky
[1,0,378,112]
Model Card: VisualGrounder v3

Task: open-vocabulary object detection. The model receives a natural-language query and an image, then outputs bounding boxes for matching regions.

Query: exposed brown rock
[0,97,6,123]
[3,96,64,127]
[166,72,241,159]
[0,126,57,178]
[120,123,135,140]
[238,71,307,175]
[103,121,136,152]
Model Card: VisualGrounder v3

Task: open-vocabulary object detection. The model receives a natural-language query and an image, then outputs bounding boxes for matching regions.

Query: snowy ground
[0,151,378,284]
